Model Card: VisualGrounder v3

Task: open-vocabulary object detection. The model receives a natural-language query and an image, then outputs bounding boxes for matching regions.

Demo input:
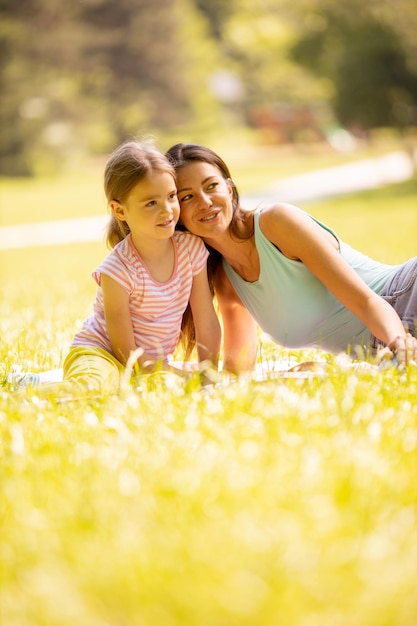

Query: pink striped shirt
[72,231,209,361]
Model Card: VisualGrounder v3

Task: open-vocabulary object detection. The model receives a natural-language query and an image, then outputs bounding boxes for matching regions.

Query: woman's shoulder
[259,202,303,221]
[258,202,317,235]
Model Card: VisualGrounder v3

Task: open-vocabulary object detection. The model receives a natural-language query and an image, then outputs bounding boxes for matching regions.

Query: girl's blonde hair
[105,140,176,248]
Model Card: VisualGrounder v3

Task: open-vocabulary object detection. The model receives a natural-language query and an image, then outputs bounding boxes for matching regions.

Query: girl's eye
[146,200,157,207]
[169,192,177,201]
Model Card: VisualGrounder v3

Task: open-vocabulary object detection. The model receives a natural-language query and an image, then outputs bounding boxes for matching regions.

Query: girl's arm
[101,274,186,375]
[101,274,136,365]
[214,264,258,374]
[189,267,221,366]
[260,203,417,363]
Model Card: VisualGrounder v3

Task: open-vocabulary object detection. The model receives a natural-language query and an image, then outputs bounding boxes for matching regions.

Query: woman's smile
[198,209,220,223]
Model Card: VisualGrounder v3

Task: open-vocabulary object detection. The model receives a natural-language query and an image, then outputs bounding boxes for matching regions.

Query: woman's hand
[385,333,417,366]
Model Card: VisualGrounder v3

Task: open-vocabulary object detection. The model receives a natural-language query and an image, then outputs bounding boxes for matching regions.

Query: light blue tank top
[222,208,400,352]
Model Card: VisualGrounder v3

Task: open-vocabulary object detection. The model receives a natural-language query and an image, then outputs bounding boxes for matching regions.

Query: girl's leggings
[63,346,125,394]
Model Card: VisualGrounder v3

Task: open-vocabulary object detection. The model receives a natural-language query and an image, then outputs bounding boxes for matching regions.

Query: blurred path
[0,150,415,250]
[244,149,415,206]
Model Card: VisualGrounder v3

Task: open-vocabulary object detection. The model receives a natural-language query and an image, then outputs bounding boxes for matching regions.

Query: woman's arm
[189,267,221,366]
[214,264,258,374]
[260,203,417,363]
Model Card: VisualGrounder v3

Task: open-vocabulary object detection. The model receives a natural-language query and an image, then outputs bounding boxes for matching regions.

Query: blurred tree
[194,0,237,40]
[2,0,417,175]
[0,0,220,175]
[0,0,93,175]
[79,0,222,148]
[289,0,417,133]
[194,0,331,142]
[79,0,190,143]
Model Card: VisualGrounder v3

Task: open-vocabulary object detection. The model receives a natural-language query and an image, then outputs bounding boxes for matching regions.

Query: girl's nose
[162,200,174,214]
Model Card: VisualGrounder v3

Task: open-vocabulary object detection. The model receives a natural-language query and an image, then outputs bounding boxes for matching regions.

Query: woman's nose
[196,190,212,208]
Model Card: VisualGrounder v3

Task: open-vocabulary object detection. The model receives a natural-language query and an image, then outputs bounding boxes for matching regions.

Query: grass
[1,172,417,625]
[0,174,106,227]
[307,178,417,263]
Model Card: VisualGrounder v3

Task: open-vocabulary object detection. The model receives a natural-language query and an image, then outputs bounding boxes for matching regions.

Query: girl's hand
[387,333,417,366]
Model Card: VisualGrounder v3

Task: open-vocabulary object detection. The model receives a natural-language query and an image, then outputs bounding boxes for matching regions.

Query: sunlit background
[1,0,417,178]
[2,4,417,626]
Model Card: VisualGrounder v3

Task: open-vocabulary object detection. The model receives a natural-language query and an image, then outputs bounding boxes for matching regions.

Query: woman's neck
[205,233,260,283]
[203,208,253,255]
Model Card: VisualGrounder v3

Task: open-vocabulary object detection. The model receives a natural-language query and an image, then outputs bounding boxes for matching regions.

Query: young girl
[29,140,221,395]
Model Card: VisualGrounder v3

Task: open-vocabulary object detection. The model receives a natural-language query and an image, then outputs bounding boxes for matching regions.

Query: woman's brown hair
[166,143,254,358]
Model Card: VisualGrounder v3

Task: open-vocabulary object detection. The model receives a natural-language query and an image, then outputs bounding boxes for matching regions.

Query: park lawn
[0,136,407,227]
[1,179,417,626]
[307,178,417,264]
[0,174,106,227]
[2,364,417,626]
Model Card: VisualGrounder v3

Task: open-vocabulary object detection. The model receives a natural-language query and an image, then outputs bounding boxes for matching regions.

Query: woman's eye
[146,200,157,207]
[207,182,218,191]
[180,194,192,202]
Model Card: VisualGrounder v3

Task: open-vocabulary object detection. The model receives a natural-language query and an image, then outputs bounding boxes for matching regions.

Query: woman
[166,143,417,374]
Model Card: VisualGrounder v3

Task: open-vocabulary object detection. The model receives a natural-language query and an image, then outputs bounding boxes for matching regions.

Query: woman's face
[175,161,234,240]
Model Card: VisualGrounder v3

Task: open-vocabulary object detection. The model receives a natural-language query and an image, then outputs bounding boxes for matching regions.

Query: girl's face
[111,171,179,243]
[175,161,234,240]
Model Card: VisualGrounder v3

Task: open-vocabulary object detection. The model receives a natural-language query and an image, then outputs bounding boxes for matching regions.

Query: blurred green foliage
[1,0,417,175]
